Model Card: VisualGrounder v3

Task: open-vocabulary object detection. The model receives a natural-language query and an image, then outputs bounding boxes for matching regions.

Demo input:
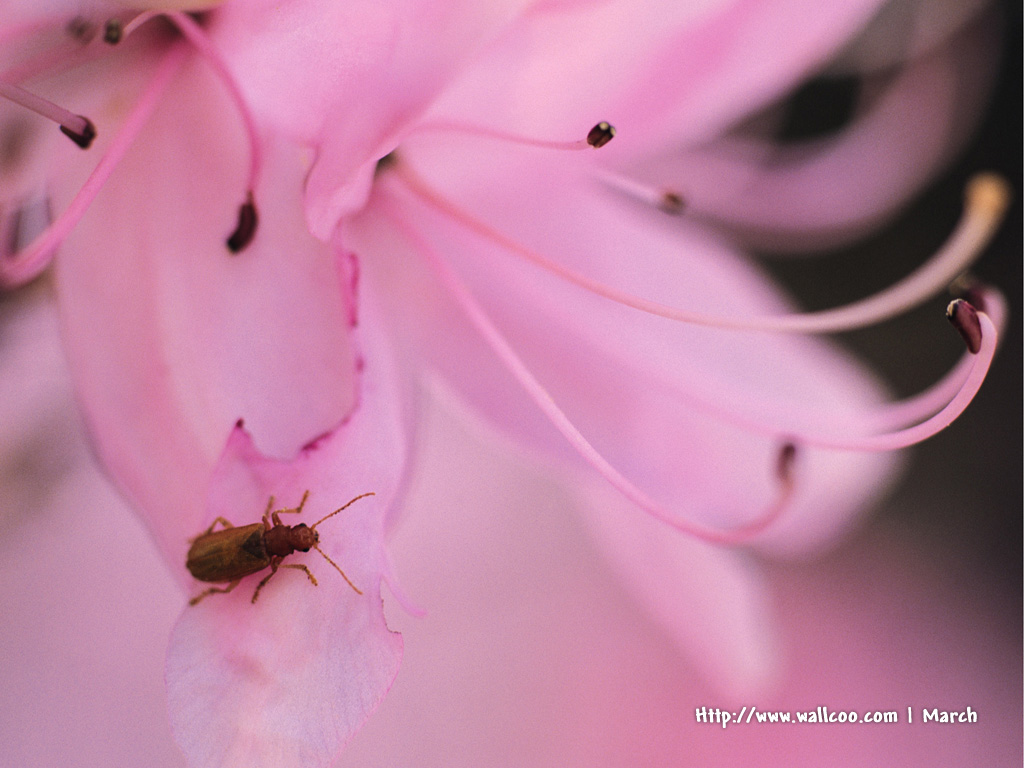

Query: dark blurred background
[765,0,1021,603]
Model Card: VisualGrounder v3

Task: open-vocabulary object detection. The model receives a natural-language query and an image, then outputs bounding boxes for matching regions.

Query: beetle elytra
[186,490,373,606]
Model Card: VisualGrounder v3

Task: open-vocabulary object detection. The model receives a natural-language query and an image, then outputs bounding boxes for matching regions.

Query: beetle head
[291,524,317,552]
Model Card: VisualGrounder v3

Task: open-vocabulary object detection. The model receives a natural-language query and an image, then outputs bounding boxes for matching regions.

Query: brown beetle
[186,490,372,606]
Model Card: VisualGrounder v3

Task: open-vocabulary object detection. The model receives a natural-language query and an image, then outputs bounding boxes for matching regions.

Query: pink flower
[330,420,1020,766]
[0,383,1018,765]
[0,1,1010,767]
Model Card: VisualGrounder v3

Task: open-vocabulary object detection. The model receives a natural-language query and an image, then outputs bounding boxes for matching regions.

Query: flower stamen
[384,193,798,545]
[388,156,1003,458]
[947,297,982,353]
[811,299,997,452]
[864,285,1004,433]
[394,161,1009,335]
[586,121,616,148]
[596,168,686,214]
[227,192,258,253]
[166,11,262,253]
[103,11,161,45]
[0,44,187,288]
[679,291,1001,452]
[103,19,124,45]
[0,79,96,149]
[409,120,616,152]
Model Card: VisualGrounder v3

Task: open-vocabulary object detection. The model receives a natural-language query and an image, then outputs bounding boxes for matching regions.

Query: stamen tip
[66,17,95,42]
[227,194,258,253]
[946,299,982,354]
[966,173,1011,220]
[59,118,96,150]
[103,20,124,45]
[587,121,616,149]
[777,442,798,482]
[659,190,685,215]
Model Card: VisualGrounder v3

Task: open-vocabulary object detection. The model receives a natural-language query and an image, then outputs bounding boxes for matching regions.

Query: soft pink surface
[1,395,1018,768]
[333,403,1021,767]
[631,11,999,249]
[430,0,888,150]
[51,56,359,568]
[45,53,409,768]
[355,144,898,553]
[209,0,534,238]
[0,1,1008,766]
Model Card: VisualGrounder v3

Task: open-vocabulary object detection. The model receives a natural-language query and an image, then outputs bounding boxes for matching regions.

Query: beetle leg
[271,489,310,526]
[188,516,235,542]
[251,560,319,603]
[188,579,241,606]
[251,559,281,603]
[281,563,318,587]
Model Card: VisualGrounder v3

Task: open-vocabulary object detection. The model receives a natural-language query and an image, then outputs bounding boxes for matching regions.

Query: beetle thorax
[265,522,317,557]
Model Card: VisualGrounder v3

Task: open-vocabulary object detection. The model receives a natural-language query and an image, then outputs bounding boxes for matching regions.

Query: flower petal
[0,295,80,512]
[335,404,1018,766]
[629,12,999,249]
[419,384,780,696]
[359,143,898,552]
[166,290,406,768]
[575,473,779,697]
[50,55,359,568]
[0,465,185,767]
[44,54,410,765]
[430,0,890,152]
[209,0,533,238]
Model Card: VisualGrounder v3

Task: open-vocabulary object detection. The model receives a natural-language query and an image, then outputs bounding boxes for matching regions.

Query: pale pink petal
[629,13,999,249]
[430,0,889,153]
[1,19,152,211]
[356,144,898,553]
[0,295,80,512]
[0,270,183,768]
[424,387,780,696]
[166,291,406,767]
[0,466,184,768]
[208,0,534,238]
[41,52,411,765]
[49,56,358,567]
[608,0,889,148]
[0,2,109,28]
[336,412,1019,766]
[574,473,779,698]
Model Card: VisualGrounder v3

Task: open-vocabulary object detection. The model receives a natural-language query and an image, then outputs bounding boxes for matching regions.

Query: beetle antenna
[311,492,376,529]
[313,544,363,595]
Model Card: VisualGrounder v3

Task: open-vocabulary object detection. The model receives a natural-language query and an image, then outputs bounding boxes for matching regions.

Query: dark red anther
[60,118,96,149]
[659,190,685,214]
[227,193,258,253]
[946,299,982,354]
[103,20,124,45]
[586,121,616,148]
[776,442,798,482]
[66,17,95,41]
